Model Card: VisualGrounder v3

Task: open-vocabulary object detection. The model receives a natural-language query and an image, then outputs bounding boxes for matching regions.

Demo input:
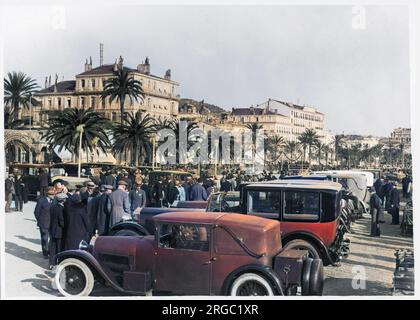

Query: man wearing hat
[389,181,401,225]
[34,186,55,258]
[96,185,113,235]
[109,180,131,225]
[5,173,15,213]
[49,192,68,268]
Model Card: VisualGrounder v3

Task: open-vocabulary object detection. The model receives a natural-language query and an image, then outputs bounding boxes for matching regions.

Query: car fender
[282,231,333,266]
[221,264,284,296]
[109,221,150,236]
[55,250,125,293]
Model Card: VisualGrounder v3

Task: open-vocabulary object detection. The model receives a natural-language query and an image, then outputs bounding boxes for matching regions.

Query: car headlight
[79,240,90,251]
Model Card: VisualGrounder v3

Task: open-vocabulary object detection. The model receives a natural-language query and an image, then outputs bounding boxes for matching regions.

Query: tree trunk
[120,96,125,124]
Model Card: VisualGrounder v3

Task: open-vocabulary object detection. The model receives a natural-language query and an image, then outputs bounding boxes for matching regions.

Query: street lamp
[76,124,85,178]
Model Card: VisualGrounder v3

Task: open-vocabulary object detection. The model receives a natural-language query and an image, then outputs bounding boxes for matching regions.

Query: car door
[154,222,212,295]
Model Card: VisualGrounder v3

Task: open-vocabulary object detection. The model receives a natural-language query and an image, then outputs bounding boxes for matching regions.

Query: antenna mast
[100,43,104,66]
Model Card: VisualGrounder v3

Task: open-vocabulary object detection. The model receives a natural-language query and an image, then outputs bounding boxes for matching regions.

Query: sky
[0,3,411,136]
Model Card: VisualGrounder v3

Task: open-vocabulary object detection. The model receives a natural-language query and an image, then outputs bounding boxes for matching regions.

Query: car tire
[309,259,324,296]
[55,258,95,297]
[283,239,320,260]
[301,258,313,295]
[114,229,144,236]
[230,273,275,296]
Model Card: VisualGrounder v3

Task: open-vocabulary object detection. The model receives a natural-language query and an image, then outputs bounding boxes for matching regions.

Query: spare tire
[114,229,144,236]
[309,258,324,296]
[301,257,313,296]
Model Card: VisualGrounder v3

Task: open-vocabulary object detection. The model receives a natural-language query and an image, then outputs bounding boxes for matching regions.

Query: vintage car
[8,163,52,199]
[54,212,324,296]
[207,180,350,266]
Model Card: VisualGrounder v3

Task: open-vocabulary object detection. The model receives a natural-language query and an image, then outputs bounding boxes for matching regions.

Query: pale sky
[1,3,411,136]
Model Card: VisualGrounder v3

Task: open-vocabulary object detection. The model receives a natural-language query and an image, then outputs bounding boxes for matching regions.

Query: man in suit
[34,187,55,258]
[109,180,131,225]
[96,185,113,235]
[389,182,401,225]
[189,178,208,201]
[369,190,382,236]
[5,174,15,213]
[64,193,90,250]
[39,169,50,197]
[129,180,147,220]
[49,192,67,268]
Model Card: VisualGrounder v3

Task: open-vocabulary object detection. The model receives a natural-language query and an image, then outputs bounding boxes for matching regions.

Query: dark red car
[54,212,324,296]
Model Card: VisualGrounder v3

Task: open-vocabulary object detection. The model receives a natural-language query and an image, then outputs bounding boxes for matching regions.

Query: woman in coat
[64,193,90,250]
[14,173,28,212]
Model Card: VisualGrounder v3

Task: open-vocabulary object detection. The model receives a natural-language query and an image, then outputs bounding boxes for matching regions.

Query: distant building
[26,56,179,125]
[390,127,411,144]
[223,98,327,142]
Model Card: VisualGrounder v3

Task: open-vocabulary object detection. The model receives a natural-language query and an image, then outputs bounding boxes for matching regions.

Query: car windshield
[207,193,240,212]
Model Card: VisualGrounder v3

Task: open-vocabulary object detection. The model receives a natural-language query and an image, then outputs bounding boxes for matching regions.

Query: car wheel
[230,273,275,296]
[114,229,144,236]
[309,259,324,296]
[55,258,94,297]
[283,239,320,260]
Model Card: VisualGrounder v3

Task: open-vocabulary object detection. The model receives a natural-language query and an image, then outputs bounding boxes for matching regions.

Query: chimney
[117,56,124,70]
[137,58,150,75]
[164,69,171,80]
[45,76,48,88]
[85,58,89,71]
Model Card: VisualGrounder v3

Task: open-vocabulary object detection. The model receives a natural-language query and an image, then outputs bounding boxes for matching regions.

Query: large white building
[224,98,329,143]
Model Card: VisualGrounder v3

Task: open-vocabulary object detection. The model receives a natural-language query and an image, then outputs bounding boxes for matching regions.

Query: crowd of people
[370,173,412,237]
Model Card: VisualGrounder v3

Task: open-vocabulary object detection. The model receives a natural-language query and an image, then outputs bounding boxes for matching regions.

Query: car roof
[245,179,342,192]
[153,211,278,231]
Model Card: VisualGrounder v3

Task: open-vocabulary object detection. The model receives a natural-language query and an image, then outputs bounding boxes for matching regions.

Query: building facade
[222,98,327,143]
[27,56,180,125]
[390,127,411,144]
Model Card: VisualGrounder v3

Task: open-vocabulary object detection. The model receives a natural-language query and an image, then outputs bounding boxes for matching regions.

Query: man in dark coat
[166,181,179,206]
[129,181,147,219]
[96,185,113,235]
[402,175,411,198]
[64,193,90,250]
[39,169,50,197]
[105,171,117,189]
[189,179,208,201]
[220,177,233,192]
[389,183,401,225]
[49,192,67,268]
[34,187,55,257]
[14,173,29,212]
[86,185,102,238]
[369,190,382,236]
[374,177,385,202]
[182,176,192,201]
[141,178,153,207]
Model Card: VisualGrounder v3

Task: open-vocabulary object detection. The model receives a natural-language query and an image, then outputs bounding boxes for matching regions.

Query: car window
[158,223,210,251]
[283,191,320,221]
[247,190,280,218]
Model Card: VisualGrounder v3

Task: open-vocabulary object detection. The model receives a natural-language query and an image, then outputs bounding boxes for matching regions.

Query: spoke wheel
[55,258,94,296]
[230,273,274,296]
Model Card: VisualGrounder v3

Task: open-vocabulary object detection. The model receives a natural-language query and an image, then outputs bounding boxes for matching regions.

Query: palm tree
[266,134,286,168]
[4,104,24,129]
[111,111,156,166]
[101,67,144,124]
[4,71,38,121]
[43,108,111,162]
[156,118,199,164]
[314,141,327,167]
[298,128,320,168]
[333,134,345,164]
[284,141,301,163]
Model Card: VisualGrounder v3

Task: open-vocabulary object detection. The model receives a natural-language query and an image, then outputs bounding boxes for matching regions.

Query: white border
[0,0,417,300]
